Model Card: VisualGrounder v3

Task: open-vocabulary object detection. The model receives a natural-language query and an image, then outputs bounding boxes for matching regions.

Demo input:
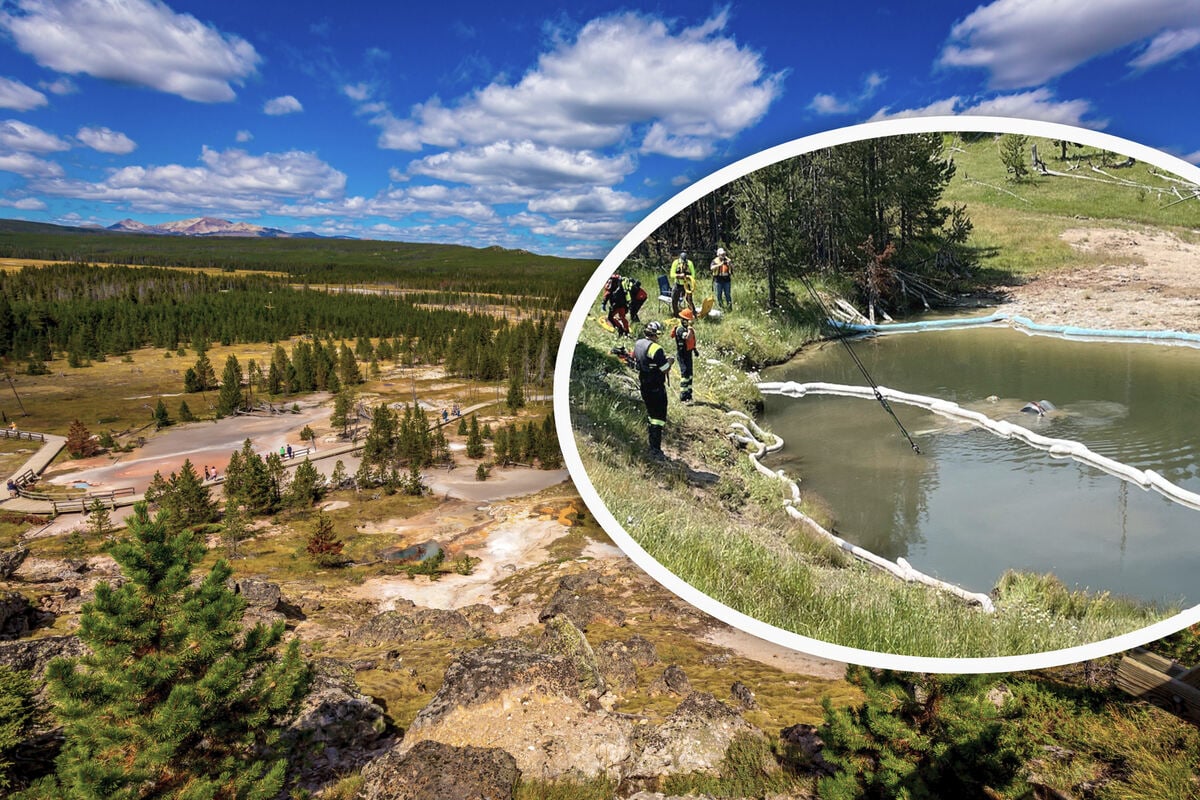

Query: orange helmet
[678,308,695,320]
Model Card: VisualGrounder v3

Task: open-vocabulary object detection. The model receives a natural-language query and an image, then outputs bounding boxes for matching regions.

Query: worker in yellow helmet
[669,250,696,317]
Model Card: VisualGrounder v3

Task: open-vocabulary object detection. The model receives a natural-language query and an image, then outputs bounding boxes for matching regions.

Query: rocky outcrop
[355,606,484,644]
[401,635,636,780]
[0,634,87,680]
[360,740,519,800]
[0,590,49,639]
[0,545,28,579]
[779,723,834,776]
[648,664,692,697]
[628,692,774,779]
[538,614,606,697]
[235,578,281,610]
[284,658,390,784]
[538,571,626,630]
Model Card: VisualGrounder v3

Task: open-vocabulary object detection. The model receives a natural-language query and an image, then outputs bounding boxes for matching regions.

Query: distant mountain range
[105,216,329,238]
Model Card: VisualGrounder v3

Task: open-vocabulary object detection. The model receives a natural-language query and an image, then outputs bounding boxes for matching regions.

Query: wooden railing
[0,428,45,443]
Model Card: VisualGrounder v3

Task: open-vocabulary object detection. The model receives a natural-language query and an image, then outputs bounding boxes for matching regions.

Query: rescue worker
[634,321,674,461]
[602,273,631,337]
[669,250,696,317]
[624,274,648,322]
[710,246,733,310]
[672,307,698,403]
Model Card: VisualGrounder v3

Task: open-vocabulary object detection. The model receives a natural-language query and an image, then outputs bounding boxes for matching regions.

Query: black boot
[648,425,666,461]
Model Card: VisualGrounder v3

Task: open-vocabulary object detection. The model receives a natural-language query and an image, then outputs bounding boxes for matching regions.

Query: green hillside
[941,132,1200,279]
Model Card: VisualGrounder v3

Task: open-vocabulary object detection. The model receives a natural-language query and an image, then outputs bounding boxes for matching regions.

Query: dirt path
[995,225,1200,332]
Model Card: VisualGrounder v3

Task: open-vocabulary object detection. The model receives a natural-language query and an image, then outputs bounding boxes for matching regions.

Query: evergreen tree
[457,416,468,436]
[305,511,344,567]
[818,667,1022,800]
[144,470,169,507]
[329,459,348,489]
[1000,133,1030,182]
[183,367,200,394]
[178,400,196,422]
[286,458,324,508]
[153,398,172,430]
[216,355,244,417]
[403,462,425,496]
[0,665,35,792]
[338,342,362,386]
[361,403,398,480]
[193,350,217,392]
[330,387,355,438]
[87,498,113,539]
[38,503,310,799]
[299,425,316,451]
[160,459,218,532]
[505,368,525,412]
[65,419,99,458]
[222,503,247,559]
[466,415,485,459]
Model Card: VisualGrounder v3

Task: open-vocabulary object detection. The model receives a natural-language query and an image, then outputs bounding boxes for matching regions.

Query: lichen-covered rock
[596,640,638,692]
[779,723,833,776]
[284,657,389,784]
[538,614,605,697]
[355,607,482,644]
[648,663,691,697]
[537,573,626,630]
[235,578,281,610]
[401,638,636,780]
[0,634,87,679]
[359,739,519,800]
[628,692,773,779]
[731,681,757,710]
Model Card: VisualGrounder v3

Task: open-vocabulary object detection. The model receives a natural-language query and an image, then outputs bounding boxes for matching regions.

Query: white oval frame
[553,115,1200,673]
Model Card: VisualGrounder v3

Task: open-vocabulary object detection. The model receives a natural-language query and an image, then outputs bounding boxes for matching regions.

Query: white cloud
[964,88,1102,127]
[0,119,70,153]
[870,89,1101,128]
[32,146,346,213]
[408,141,634,189]
[236,129,253,142]
[526,216,634,241]
[0,196,47,210]
[0,0,260,102]
[342,82,371,102]
[1129,27,1200,69]
[870,97,962,121]
[0,76,46,110]
[0,151,63,177]
[810,93,853,115]
[1184,150,1200,164]
[940,0,1200,88]
[76,125,136,154]
[809,72,887,116]
[526,186,651,216]
[264,95,303,115]
[369,11,782,158]
[39,76,76,95]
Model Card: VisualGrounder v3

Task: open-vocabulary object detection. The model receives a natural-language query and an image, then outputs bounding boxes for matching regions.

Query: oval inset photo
[554,116,1200,672]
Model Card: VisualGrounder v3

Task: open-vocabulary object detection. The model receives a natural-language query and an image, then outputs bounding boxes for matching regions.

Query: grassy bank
[569,263,1174,657]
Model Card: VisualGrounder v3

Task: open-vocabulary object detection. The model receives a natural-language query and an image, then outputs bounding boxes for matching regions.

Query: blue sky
[0,0,1197,257]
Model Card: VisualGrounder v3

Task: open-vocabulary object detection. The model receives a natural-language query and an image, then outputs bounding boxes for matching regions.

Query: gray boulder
[628,692,775,779]
[0,545,28,579]
[359,739,519,800]
[284,658,389,783]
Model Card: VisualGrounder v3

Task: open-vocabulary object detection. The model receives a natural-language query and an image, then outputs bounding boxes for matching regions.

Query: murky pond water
[762,325,1200,606]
